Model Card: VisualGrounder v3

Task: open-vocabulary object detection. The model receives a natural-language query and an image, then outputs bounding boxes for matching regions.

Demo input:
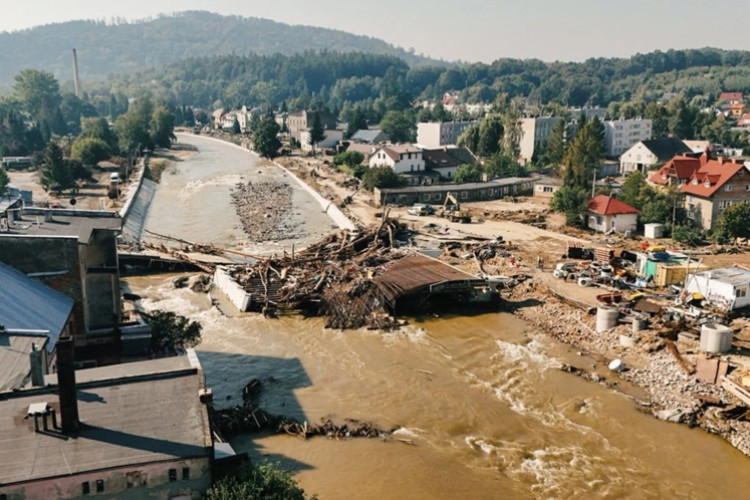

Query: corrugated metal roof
[374,254,477,303]
[0,261,74,352]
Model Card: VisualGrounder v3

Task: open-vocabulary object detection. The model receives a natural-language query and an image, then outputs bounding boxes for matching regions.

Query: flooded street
[126,137,750,499]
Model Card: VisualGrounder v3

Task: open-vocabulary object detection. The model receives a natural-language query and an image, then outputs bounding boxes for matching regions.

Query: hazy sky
[3,0,750,62]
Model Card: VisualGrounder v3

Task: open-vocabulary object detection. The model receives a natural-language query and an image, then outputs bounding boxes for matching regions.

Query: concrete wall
[0,456,211,500]
[214,267,251,312]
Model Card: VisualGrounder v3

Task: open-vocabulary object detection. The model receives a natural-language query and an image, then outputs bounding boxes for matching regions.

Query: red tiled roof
[738,112,750,126]
[648,155,703,185]
[587,195,640,216]
[719,92,743,103]
[679,157,747,198]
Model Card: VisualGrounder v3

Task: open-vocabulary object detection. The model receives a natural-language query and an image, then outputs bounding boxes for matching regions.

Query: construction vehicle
[437,193,471,223]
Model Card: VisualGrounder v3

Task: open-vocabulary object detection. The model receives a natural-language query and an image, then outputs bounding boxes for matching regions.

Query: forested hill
[0,10,440,85]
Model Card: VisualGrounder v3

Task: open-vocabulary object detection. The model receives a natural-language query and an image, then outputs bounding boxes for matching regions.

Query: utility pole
[591,164,597,198]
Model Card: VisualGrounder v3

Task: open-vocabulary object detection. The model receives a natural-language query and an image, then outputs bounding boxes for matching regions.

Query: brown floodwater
[126,136,750,500]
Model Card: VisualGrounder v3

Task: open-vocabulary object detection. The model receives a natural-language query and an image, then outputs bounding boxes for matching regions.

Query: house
[728,102,747,118]
[619,138,693,174]
[685,266,750,310]
[585,195,640,233]
[350,128,389,144]
[683,140,712,153]
[718,92,744,104]
[211,108,225,129]
[417,121,474,149]
[369,144,425,175]
[680,157,750,229]
[0,349,214,499]
[0,208,147,366]
[519,116,562,164]
[604,118,653,157]
[533,176,563,198]
[421,146,478,180]
[300,128,343,152]
[344,142,376,162]
[287,110,337,143]
[0,261,75,391]
[374,177,534,207]
[737,112,750,128]
[648,153,703,187]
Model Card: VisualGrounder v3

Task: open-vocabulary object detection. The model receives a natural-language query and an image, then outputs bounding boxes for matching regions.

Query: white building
[685,267,750,310]
[604,118,652,157]
[619,138,693,174]
[519,117,562,164]
[300,129,343,152]
[585,195,640,233]
[417,121,473,149]
[369,144,425,174]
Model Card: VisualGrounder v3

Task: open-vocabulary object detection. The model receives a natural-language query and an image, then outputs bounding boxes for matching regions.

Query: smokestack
[56,337,79,434]
[30,343,44,387]
[72,49,81,99]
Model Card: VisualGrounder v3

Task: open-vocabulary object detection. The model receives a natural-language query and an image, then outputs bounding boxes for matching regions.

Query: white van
[110,172,120,183]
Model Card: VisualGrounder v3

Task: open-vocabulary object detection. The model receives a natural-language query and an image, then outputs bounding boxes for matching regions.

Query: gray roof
[380,177,532,195]
[3,209,121,243]
[351,129,388,143]
[693,266,750,286]
[0,353,211,485]
[0,261,73,352]
[0,333,48,391]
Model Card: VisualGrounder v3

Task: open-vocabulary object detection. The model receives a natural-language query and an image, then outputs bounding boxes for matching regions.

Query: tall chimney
[72,49,81,99]
[29,343,44,387]
[57,337,79,434]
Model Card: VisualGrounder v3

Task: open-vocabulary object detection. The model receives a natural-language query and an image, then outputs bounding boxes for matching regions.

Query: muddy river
[125,135,750,499]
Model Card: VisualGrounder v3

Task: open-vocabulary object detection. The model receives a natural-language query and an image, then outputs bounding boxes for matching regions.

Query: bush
[206,462,314,500]
[362,166,406,191]
[145,309,202,354]
[333,150,364,167]
[671,224,703,246]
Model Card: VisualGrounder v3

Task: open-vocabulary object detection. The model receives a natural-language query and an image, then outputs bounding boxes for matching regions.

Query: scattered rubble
[230,180,304,241]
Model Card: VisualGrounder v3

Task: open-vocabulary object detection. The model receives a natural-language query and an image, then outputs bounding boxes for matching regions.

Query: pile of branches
[227,218,411,328]
[212,379,389,441]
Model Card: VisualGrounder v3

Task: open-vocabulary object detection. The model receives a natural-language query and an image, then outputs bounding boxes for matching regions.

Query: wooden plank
[722,378,750,407]
[666,340,695,375]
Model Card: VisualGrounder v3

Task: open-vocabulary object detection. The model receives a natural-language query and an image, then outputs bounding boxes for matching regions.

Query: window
[460,191,468,200]
[543,186,554,193]
[82,482,90,495]
[96,480,104,493]
[737,287,747,298]
[182,467,190,480]
[169,469,177,482]
[746,185,750,191]
[596,216,603,225]
[725,184,733,192]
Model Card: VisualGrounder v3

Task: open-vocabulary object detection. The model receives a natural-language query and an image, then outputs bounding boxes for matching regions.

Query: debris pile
[230,180,303,241]
[227,219,412,329]
[212,378,390,441]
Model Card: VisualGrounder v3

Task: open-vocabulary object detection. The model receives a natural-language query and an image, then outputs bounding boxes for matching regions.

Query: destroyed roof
[0,261,73,353]
[0,353,211,486]
[587,195,640,216]
[691,267,750,286]
[374,254,478,303]
[2,208,121,243]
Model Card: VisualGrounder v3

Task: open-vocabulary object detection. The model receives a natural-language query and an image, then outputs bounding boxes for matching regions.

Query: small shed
[643,223,664,239]
[685,267,750,310]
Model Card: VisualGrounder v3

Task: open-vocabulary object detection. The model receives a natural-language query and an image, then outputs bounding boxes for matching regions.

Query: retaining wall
[213,267,251,312]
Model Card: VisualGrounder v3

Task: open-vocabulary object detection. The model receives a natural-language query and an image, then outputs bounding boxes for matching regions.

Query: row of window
[80,468,189,495]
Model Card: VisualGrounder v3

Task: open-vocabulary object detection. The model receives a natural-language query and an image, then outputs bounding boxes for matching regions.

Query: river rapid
[125,135,750,499]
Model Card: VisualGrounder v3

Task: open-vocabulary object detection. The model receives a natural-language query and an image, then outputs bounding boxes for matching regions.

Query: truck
[437,193,471,223]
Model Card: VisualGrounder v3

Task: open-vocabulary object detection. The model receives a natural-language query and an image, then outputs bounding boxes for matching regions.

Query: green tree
[13,69,61,121]
[309,112,325,153]
[333,150,364,167]
[562,118,604,189]
[0,166,9,199]
[345,106,368,138]
[618,171,647,208]
[40,141,74,194]
[551,185,589,226]
[715,202,750,241]
[145,310,202,354]
[379,110,414,143]
[114,108,151,154]
[362,166,406,191]
[206,462,311,500]
[253,112,281,158]
[484,153,526,179]
[541,119,567,166]
[453,164,483,183]
[71,137,111,166]
[232,116,241,134]
[151,106,176,147]
[79,117,118,151]
[477,114,504,157]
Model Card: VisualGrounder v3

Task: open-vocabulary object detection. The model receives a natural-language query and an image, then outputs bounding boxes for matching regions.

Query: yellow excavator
[437,192,471,223]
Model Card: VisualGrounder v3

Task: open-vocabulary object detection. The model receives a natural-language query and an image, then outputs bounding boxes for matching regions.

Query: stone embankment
[230,180,304,242]
[508,280,750,457]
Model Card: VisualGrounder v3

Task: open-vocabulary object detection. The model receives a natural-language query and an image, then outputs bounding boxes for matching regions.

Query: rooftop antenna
[72,49,81,98]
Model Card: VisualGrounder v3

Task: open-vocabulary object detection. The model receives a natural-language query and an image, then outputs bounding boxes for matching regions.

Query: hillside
[0,10,441,85]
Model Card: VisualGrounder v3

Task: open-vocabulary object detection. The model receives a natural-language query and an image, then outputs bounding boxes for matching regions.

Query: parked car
[407,204,434,216]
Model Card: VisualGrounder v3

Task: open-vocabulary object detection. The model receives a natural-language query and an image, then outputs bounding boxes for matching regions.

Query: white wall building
[369,144,425,174]
[604,118,652,157]
[519,117,562,164]
[585,195,640,233]
[300,129,343,152]
[685,267,750,310]
[417,121,473,149]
